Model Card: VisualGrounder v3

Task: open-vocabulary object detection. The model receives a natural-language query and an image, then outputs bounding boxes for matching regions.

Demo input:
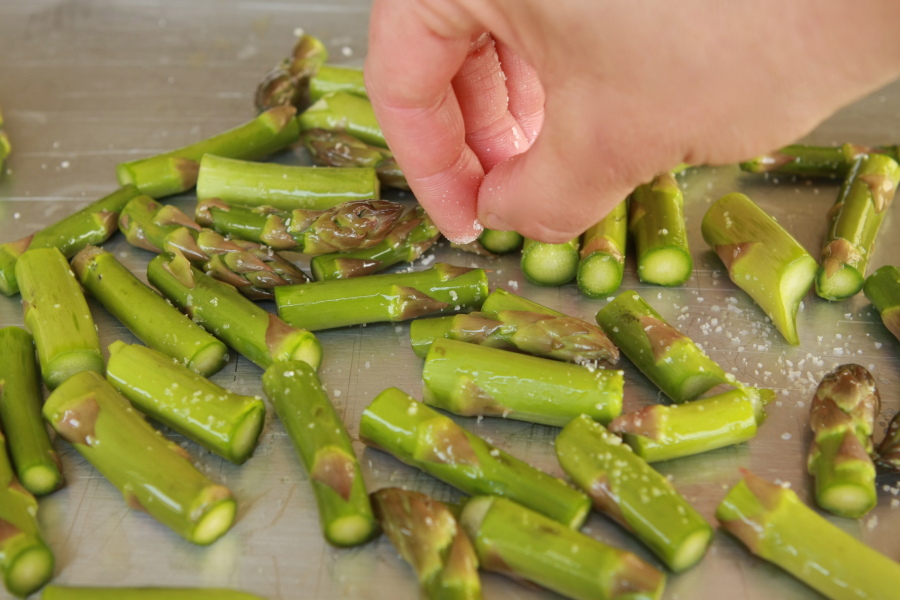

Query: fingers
[495,40,545,144]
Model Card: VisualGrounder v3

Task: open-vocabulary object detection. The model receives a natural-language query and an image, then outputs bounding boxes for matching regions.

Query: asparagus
[298,91,386,148]
[480,287,565,316]
[577,201,627,298]
[106,342,266,465]
[16,247,104,389]
[807,364,879,518]
[876,409,900,472]
[0,184,141,296]
[864,265,900,342]
[255,32,328,113]
[147,252,322,371]
[556,415,713,573]
[359,387,591,528]
[629,173,692,287]
[0,426,54,598]
[276,263,488,331]
[302,128,408,190]
[72,246,229,377]
[816,154,900,300]
[309,206,441,280]
[119,195,308,300]
[717,470,900,600]
[371,488,481,600]
[460,496,666,600]
[195,154,381,211]
[422,338,622,427]
[262,361,377,547]
[43,371,236,545]
[0,327,62,496]
[520,237,580,286]
[595,292,733,404]
[478,229,523,255]
[701,192,817,345]
[116,106,300,198]
[194,198,403,254]
[309,65,367,103]
[608,387,771,463]
[0,106,9,179]
[739,142,900,178]
[42,587,267,600]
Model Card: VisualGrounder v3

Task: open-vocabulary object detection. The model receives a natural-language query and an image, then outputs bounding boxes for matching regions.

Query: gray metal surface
[1,1,899,598]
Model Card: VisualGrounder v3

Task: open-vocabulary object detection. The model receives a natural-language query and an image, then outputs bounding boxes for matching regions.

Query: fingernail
[481,212,513,232]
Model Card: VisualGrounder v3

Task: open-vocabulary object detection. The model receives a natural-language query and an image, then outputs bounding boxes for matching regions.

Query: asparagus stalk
[262,361,377,547]
[422,338,623,427]
[255,32,328,113]
[0,426,54,598]
[72,246,229,377]
[42,587,267,600]
[0,327,62,496]
[460,496,666,600]
[596,292,733,404]
[717,470,900,600]
[43,371,236,545]
[520,237,580,286]
[478,229,523,255]
[807,364,879,518]
[864,265,900,342]
[276,263,488,331]
[739,142,900,178]
[120,195,309,300]
[298,91,386,148]
[0,184,141,296]
[577,201,627,298]
[302,128,408,190]
[16,247,104,389]
[309,65,367,103]
[360,387,591,528]
[371,487,481,600]
[876,409,900,472]
[147,252,322,371]
[309,206,441,280]
[194,198,403,254]
[480,287,564,316]
[608,387,771,463]
[196,154,381,210]
[629,173,692,287]
[556,415,713,572]
[701,192,818,345]
[116,106,300,198]
[0,106,9,179]
[106,341,266,465]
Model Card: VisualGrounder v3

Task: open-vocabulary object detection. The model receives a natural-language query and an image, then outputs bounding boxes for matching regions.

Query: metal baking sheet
[1,1,899,599]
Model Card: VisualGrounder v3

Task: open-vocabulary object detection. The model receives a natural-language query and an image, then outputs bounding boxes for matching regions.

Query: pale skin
[365,0,900,244]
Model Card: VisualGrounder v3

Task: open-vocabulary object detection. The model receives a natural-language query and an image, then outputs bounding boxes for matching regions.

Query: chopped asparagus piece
[309,65,367,103]
[298,91,386,148]
[739,142,900,178]
[478,229,523,255]
[42,587,267,600]
[302,128,408,189]
[360,387,591,528]
[577,201,627,298]
[864,265,900,342]
[481,287,565,316]
[520,237,580,286]
[255,32,328,113]
[629,173,692,286]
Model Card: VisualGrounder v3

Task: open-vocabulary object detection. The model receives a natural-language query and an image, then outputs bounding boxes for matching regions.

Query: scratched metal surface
[1,1,899,599]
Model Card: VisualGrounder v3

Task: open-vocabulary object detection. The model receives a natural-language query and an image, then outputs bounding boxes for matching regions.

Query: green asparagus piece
[194,198,403,254]
[276,263,488,331]
[816,154,900,300]
[608,387,771,463]
[0,426,54,598]
[477,229,523,255]
[701,192,818,345]
[262,361,377,547]
[876,409,900,472]
[0,184,141,296]
[557,415,712,572]
[460,496,665,600]
[520,237,580,286]
[480,287,564,316]
[0,106,9,179]
[309,206,441,280]
[0,327,62,496]
[577,201,627,298]
[309,65,367,103]
[739,142,900,178]
[807,364,879,518]
[255,32,328,112]
[196,154,381,210]
[120,195,309,300]
[44,371,236,545]
[16,247,104,389]
[422,338,622,426]
[42,586,267,600]
[72,246,229,377]
[371,487,481,600]
[302,128,408,190]
[298,91,386,148]
[596,292,733,404]
[360,387,591,528]
[864,265,900,342]
[147,252,322,371]
[106,341,266,465]
[717,470,900,600]
[116,106,300,198]
[629,173,692,287]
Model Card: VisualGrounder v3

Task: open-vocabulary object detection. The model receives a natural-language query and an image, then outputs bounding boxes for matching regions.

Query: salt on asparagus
[577,201,627,298]
[629,173,692,287]
[301,128,408,190]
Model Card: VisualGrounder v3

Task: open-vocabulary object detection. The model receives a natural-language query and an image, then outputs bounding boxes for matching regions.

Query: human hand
[365,0,900,244]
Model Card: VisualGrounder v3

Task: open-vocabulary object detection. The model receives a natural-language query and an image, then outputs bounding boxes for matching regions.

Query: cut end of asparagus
[44,349,105,390]
[327,514,379,548]
[187,343,231,378]
[818,483,876,518]
[230,404,266,465]
[191,497,237,546]
[777,255,819,345]
[521,241,579,287]
[577,253,624,298]
[816,261,864,302]
[637,247,692,287]
[670,529,714,573]
[19,463,63,497]
[5,544,54,598]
